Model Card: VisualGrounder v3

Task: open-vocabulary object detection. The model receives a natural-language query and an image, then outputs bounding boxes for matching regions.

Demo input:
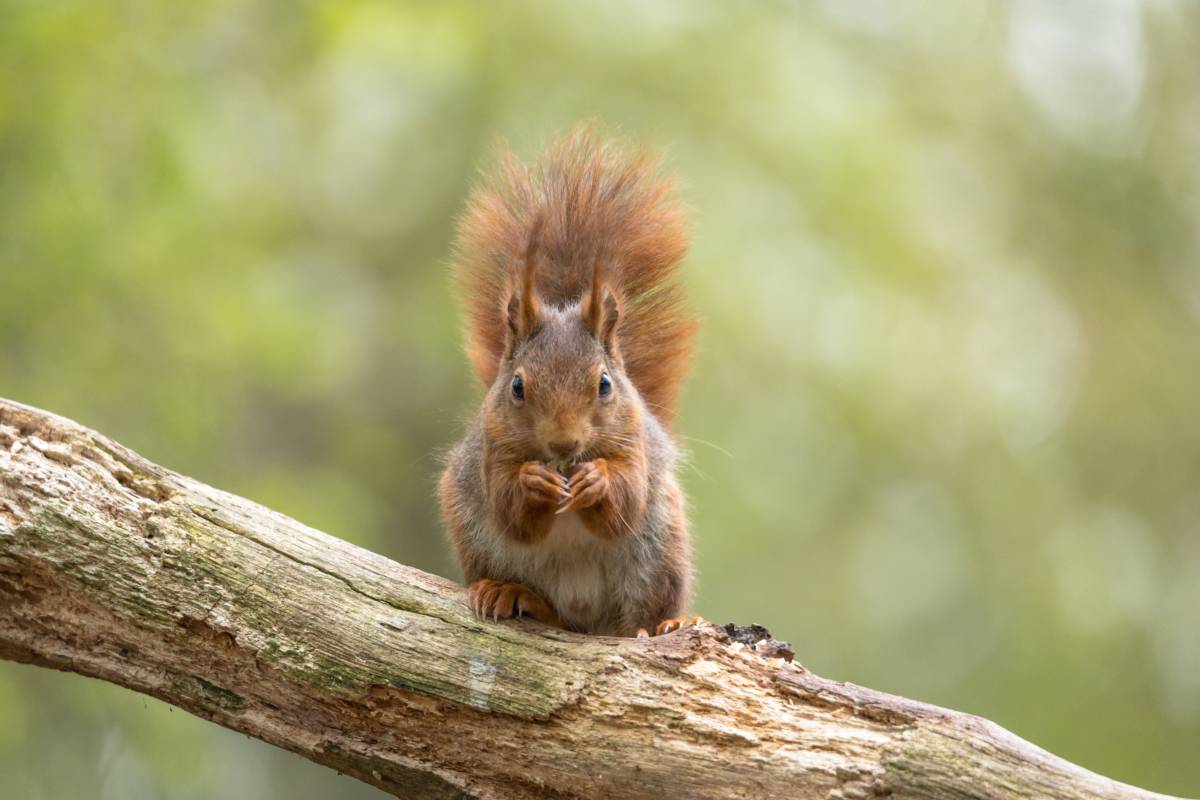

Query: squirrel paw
[519,462,571,507]
[636,615,705,638]
[559,458,609,513]
[468,579,562,627]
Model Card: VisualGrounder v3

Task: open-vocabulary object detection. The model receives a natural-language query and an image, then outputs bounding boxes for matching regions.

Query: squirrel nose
[548,439,581,458]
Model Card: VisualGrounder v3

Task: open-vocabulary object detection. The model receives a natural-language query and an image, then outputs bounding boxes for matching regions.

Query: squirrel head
[483,218,640,466]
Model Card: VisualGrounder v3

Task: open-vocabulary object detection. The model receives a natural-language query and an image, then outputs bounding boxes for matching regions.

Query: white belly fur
[501,512,612,631]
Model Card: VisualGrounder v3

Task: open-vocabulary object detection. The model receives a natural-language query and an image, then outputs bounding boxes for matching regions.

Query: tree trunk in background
[0,398,1187,800]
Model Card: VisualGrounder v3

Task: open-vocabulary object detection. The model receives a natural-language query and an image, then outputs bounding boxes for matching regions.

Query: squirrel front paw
[559,458,609,513]
[518,461,571,507]
[468,579,562,627]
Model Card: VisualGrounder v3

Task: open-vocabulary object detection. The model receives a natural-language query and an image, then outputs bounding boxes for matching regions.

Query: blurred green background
[2,0,1199,797]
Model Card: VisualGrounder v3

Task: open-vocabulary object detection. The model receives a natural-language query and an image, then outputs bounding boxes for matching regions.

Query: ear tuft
[505,211,546,350]
[598,286,621,355]
[583,257,622,353]
[506,293,522,338]
[580,255,622,356]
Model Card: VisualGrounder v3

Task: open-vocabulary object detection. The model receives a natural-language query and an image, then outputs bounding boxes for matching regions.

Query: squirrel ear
[599,287,621,354]
[583,283,621,355]
[506,288,541,342]
[506,211,545,347]
[583,259,621,354]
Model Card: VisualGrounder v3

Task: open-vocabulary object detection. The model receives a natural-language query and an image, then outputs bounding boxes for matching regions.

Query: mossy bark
[0,398,1187,800]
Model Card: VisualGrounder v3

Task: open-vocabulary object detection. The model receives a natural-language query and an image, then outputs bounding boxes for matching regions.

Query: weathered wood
[0,397,1187,800]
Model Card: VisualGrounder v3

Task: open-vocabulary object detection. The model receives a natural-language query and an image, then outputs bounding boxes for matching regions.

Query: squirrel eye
[598,371,613,398]
[511,374,524,401]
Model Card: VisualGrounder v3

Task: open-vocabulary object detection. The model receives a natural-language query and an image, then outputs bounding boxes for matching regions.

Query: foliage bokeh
[2,1,1198,797]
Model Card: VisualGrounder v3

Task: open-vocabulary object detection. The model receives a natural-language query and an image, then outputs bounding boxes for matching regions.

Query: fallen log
[0,398,1185,800]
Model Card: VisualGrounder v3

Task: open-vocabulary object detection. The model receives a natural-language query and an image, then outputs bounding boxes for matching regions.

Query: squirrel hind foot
[467,579,563,628]
[634,615,705,638]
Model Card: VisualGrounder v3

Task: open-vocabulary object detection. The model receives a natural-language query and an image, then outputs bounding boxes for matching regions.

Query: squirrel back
[452,126,696,424]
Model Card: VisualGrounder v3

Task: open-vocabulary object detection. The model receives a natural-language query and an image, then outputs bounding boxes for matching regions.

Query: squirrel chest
[496,512,619,633]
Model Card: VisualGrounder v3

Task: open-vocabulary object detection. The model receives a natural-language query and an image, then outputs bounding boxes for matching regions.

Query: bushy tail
[452,126,696,425]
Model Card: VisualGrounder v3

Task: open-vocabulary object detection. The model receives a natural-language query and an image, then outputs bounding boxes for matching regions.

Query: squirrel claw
[561,458,609,512]
[519,462,571,507]
[652,614,704,636]
[467,579,563,628]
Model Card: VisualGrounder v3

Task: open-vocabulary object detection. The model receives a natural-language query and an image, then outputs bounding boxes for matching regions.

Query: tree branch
[0,398,1186,800]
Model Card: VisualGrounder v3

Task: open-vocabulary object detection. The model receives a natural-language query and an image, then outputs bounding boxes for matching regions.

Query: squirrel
[438,128,699,638]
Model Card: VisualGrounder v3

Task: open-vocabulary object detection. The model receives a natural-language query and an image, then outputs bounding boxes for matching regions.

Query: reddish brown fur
[482,455,559,545]
[572,455,647,542]
[453,126,696,425]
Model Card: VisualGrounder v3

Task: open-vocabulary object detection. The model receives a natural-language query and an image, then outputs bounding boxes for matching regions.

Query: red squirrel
[438,127,698,637]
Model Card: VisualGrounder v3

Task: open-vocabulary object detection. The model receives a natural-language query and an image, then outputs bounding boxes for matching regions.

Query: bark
[0,397,1187,800]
